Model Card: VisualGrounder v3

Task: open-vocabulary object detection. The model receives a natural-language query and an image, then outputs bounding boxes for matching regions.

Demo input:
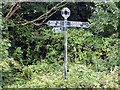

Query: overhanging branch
[21,1,67,26]
[5,2,21,20]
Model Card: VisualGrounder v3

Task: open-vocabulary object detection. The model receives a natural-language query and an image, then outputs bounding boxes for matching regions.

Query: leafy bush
[0,38,15,88]
[0,39,11,60]
[89,2,119,36]
[7,25,119,72]
[3,62,119,88]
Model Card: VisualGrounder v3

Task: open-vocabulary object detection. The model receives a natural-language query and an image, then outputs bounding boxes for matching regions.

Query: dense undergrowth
[1,28,119,88]
[0,2,120,89]
[1,61,119,88]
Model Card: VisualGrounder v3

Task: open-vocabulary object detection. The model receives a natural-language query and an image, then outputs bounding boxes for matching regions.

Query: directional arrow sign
[67,21,90,28]
[46,20,63,27]
[46,20,90,28]
[52,27,66,33]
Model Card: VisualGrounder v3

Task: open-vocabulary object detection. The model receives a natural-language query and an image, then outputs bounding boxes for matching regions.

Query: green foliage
[2,62,119,88]
[0,39,11,60]
[0,22,16,88]
[89,2,119,37]
[8,25,119,69]
[13,47,23,64]
[0,16,11,61]
[1,2,120,89]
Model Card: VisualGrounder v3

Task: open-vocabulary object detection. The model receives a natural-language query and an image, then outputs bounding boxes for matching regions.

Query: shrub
[3,62,119,88]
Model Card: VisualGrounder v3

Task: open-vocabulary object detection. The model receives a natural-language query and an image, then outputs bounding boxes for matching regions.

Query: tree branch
[33,3,67,26]
[21,1,67,26]
[5,2,21,20]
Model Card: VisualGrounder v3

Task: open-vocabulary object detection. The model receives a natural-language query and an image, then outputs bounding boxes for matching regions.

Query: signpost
[46,7,90,79]
[46,20,90,28]
[52,27,66,33]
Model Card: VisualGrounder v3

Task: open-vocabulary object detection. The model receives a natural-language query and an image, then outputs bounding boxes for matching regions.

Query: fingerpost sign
[46,7,90,79]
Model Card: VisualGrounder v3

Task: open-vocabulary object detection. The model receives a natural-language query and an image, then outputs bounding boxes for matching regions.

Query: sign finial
[61,7,71,20]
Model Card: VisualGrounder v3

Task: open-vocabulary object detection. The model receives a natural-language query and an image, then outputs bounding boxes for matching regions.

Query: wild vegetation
[0,1,120,89]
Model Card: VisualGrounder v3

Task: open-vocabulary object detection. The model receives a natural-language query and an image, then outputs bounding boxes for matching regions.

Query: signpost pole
[61,7,70,79]
[64,19,67,79]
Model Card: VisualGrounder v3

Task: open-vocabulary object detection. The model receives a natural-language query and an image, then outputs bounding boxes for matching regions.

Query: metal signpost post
[61,7,71,79]
[46,7,90,79]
